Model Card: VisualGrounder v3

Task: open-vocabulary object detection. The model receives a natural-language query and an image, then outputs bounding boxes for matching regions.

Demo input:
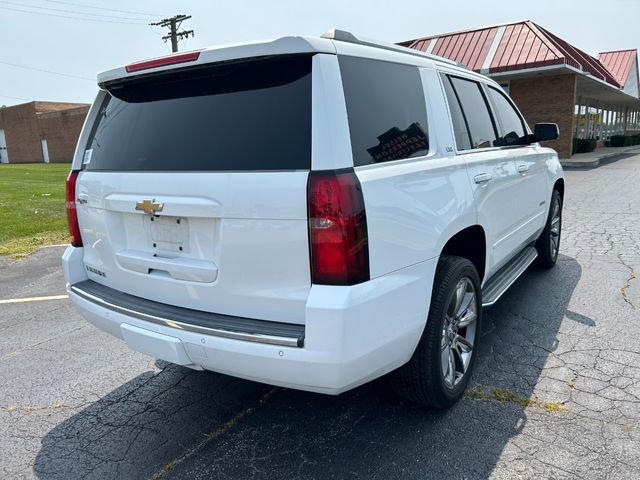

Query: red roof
[401,20,622,88]
[417,28,498,71]
[598,49,637,87]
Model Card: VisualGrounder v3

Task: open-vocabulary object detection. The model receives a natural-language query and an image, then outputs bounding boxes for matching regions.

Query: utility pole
[150,15,194,53]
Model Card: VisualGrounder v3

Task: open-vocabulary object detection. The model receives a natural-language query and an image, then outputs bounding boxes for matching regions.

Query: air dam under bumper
[66,256,437,395]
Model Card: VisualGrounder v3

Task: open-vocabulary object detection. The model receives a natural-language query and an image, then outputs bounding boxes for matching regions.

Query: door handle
[474,173,493,184]
[517,164,529,174]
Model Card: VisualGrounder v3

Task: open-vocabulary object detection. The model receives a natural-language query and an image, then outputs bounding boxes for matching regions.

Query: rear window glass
[441,74,472,151]
[84,55,312,171]
[339,56,429,166]
[448,76,498,150]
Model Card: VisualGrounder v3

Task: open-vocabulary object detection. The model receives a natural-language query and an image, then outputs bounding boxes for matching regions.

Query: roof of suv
[97,29,469,86]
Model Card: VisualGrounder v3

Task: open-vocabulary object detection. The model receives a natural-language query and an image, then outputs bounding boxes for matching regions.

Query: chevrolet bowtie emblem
[135,199,164,215]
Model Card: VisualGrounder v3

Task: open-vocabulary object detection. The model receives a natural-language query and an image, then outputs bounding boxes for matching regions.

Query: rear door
[75,55,314,324]
[440,73,522,276]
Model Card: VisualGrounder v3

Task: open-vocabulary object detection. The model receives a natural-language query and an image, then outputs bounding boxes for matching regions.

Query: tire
[535,189,562,268]
[390,255,482,408]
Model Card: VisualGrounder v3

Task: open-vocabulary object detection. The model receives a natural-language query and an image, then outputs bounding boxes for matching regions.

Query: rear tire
[390,255,482,408]
[535,189,562,268]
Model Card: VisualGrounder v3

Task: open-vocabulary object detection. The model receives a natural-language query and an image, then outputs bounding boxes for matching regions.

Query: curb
[560,147,640,168]
[560,159,600,168]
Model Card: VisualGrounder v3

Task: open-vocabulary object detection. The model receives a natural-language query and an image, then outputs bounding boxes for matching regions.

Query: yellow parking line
[0,294,69,305]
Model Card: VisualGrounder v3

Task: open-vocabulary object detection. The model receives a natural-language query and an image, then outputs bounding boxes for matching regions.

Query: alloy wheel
[440,277,478,388]
[550,197,561,260]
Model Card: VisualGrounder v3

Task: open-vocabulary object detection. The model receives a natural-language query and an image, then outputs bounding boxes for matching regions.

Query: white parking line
[0,294,69,305]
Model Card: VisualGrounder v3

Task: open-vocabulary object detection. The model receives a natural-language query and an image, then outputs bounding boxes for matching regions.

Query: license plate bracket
[149,216,188,252]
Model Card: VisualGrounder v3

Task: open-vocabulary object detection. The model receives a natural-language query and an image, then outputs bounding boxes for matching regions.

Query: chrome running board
[482,246,538,308]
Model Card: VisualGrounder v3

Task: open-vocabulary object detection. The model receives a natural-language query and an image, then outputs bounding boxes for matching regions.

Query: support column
[585,104,591,139]
[574,98,582,137]
[597,106,603,140]
[624,107,629,134]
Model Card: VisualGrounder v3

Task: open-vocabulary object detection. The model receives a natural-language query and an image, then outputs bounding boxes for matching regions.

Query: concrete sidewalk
[560,145,640,168]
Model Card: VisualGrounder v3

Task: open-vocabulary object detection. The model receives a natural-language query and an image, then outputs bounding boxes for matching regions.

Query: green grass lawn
[0,163,71,258]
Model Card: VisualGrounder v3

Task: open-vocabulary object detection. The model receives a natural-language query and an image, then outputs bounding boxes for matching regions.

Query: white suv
[63,30,564,408]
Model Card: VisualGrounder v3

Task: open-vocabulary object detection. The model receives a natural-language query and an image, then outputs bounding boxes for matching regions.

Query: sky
[1,0,638,106]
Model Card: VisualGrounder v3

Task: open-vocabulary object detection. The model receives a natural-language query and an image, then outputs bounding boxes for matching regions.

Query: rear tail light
[66,170,83,247]
[307,169,370,285]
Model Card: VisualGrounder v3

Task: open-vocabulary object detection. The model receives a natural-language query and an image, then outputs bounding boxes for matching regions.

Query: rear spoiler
[97,36,335,87]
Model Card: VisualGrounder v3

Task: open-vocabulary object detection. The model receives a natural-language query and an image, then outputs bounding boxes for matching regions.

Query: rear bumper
[70,280,305,348]
[63,246,437,395]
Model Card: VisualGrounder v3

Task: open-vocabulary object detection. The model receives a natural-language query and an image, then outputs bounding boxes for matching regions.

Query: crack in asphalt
[147,387,279,480]
[617,254,639,310]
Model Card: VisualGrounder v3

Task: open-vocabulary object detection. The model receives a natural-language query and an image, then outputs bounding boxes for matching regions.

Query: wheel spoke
[455,291,474,319]
[457,308,477,329]
[441,329,448,351]
[446,348,456,386]
[441,340,451,381]
[451,280,466,317]
[455,334,473,351]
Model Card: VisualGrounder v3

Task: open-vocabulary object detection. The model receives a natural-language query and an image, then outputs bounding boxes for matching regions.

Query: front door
[41,139,50,163]
[483,85,548,245]
[0,129,8,163]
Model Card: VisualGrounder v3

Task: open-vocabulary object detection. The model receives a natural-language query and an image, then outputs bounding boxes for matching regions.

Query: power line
[0,60,94,81]
[0,1,154,22]
[0,93,29,101]
[0,5,151,24]
[43,0,166,17]
[150,15,194,53]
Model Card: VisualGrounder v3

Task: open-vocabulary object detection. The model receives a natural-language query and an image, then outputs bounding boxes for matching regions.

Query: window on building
[445,75,499,150]
[340,56,429,166]
[486,86,528,146]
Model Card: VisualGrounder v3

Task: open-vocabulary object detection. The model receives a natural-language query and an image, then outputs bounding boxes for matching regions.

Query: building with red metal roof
[598,50,639,98]
[401,20,640,158]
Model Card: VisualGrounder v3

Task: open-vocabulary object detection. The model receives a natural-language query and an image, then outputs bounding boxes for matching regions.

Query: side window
[448,76,499,150]
[339,56,429,166]
[487,86,528,146]
[441,74,472,151]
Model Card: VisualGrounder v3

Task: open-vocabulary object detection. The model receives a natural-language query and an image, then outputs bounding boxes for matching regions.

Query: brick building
[0,101,90,164]
[401,20,640,158]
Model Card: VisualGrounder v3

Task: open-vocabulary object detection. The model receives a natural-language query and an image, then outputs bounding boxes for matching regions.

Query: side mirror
[533,123,559,142]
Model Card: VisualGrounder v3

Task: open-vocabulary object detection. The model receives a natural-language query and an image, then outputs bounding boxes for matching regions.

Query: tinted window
[449,76,498,150]
[441,75,472,151]
[84,56,312,171]
[339,56,428,166]
[487,86,528,146]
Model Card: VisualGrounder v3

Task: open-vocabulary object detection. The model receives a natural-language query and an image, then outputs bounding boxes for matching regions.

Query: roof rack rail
[321,28,464,68]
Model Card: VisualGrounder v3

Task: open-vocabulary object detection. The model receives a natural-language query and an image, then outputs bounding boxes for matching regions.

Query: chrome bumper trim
[70,283,303,348]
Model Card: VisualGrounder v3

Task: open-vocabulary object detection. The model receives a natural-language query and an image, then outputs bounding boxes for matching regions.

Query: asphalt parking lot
[2,153,640,480]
